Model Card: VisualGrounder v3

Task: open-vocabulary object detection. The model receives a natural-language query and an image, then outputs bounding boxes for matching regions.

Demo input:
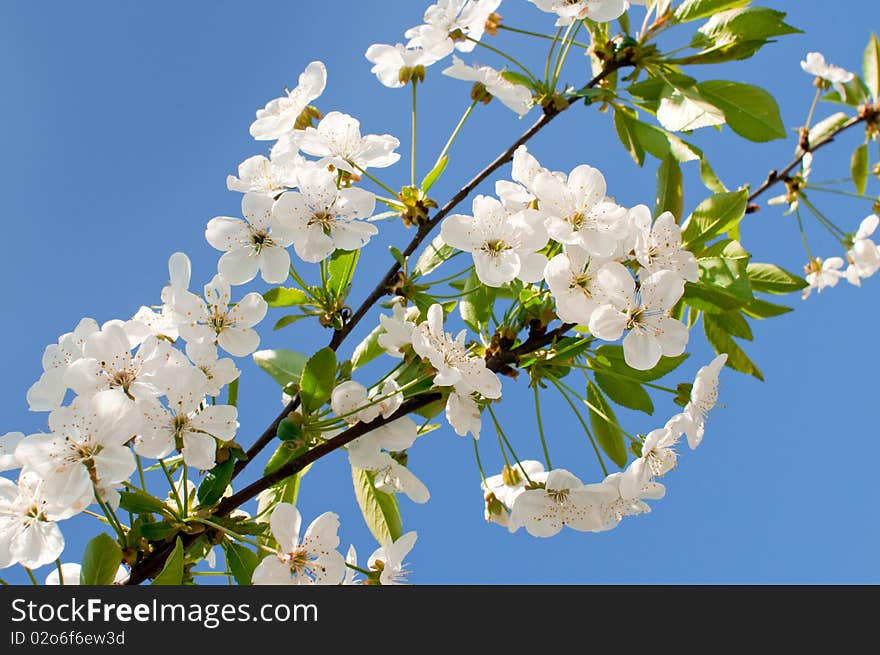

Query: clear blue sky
[1,1,878,584]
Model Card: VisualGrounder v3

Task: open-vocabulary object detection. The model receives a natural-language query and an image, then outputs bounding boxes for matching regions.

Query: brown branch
[747,113,870,204]
[126,60,629,585]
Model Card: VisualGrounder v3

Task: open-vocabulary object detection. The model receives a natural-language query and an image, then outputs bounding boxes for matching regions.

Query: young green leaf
[703,314,764,380]
[413,234,455,276]
[695,7,801,46]
[711,310,754,341]
[273,314,309,331]
[352,466,404,545]
[809,112,850,144]
[253,349,309,388]
[674,0,750,22]
[681,190,748,249]
[586,382,627,468]
[197,459,235,507]
[747,263,808,294]
[81,533,122,585]
[865,33,880,102]
[263,287,309,307]
[696,81,786,142]
[655,156,684,220]
[421,155,449,193]
[594,372,654,415]
[299,347,337,414]
[223,542,260,586]
[119,489,172,516]
[742,297,794,319]
[613,106,646,166]
[151,537,185,585]
[590,345,689,381]
[326,249,360,299]
[656,86,726,133]
[351,322,386,370]
[459,269,495,333]
[851,144,869,196]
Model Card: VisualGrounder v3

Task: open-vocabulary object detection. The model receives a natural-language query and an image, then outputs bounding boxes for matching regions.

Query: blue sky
[1,1,878,584]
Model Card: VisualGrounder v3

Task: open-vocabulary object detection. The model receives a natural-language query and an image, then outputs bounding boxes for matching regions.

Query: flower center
[569,212,586,230]
[285,546,310,575]
[250,229,274,253]
[548,488,570,505]
[309,210,335,236]
[483,239,508,255]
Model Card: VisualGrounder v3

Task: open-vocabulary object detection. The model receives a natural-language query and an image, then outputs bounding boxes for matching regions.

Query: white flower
[441,195,548,286]
[681,354,727,450]
[845,214,880,286]
[372,456,431,503]
[589,267,688,370]
[445,389,482,438]
[298,111,400,174]
[227,152,304,196]
[377,298,419,358]
[631,205,699,282]
[250,61,327,141]
[135,366,238,470]
[176,275,267,358]
[442,56,533,116]
[533,164,630,258]
[628,413,689,487]
[528,0,627,26]
[342,545,360,585]
[495,145,552,212]
[64,325,179,406]
[0,432,24,472]
[45,562,129,585]
[801,52,854,97]
[26,318,99,412]
[405,0,501,59]
[185,340,240,398]
[272,166,377,263]
[593,463,666,532]
[482,460,545,508]
[365,43,439,88]
[16,391,141,511]
[122,252,198,344]
[411,304,502,398]
[206,192,295,285]
[509,468,614,537]
[0,472,75,570]
[368,531,417,585]
[251,503,345,585]
[544,246,610,325]
[802,256,845,299]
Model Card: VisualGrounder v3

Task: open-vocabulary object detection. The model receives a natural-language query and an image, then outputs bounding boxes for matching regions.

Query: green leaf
[223,542,260,586]
[459,269,495,332]
[695,7,801,46]
[657,86,726,133]
[655,156,684,220]
[809,112,850,144]
[119,489,171,516]
[674,0,750,22]
[276,417,302,443]
[299,347,337,414]
[628,75,696,101]
[695,255,753,305]
[590,345,689,382]
[139,521,178,541]
[273,314,308,331]
[822,78,871,107]
[263,287,309,307]
[747,262,808,294]
[681,190,748,249]
[671,40,768,66]
[151,537,185,585]
[326,249,359,299]
[264,441,308,476]
[352,466,403,545]
[500,70,535,90]
[351,322,386,370]
[594,372,654,415]
[253,349,309,388]
[421,155,449,192]
[743,297,794,319]
[711,310,753,341]
[81,533,122,586]
[865,32,880,102]
[852,144,869,196]
[613,106,646,166]
[629,117,701,163]
[696,81,785,142]
[197,459,234,507]
[704,314,764,381]
[413,234,455,276]
[586,382,627,468]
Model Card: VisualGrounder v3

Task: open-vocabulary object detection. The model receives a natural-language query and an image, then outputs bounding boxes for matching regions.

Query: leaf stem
[435,100,479,167]
[533,384,552,470]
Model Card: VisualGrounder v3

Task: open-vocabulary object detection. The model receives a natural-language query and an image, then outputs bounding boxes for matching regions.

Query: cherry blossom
[298,111,400,174]
[443,57,533,116]
[250,61,327,141]
[405,0,501,59]
[365,43,439,88]
[368,531,417,585]
[630,205,699,282]
[26,318,99,412]
[528,0,627,26]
